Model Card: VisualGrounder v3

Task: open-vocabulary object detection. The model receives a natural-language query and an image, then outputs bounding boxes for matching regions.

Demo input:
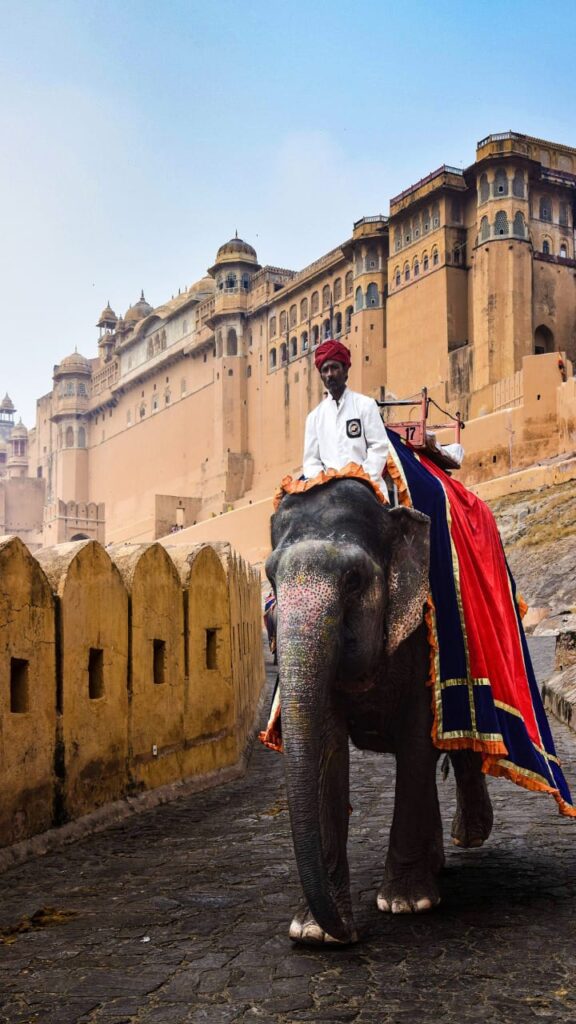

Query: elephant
[265,476,493,945]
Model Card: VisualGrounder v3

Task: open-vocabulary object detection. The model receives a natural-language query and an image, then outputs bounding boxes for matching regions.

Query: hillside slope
[488,479,576,615]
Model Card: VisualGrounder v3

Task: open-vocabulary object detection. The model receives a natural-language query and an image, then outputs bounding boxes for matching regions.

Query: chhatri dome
[97,302,118,328]
[55,351,92,374]
[188,275,215,297]
[124,290,153,324]
[10,419,28,439]
[214,233,259,267]
[0,393,15,413]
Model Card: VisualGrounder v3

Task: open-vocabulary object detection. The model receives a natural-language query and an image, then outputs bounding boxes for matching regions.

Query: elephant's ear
[386,506,430,655]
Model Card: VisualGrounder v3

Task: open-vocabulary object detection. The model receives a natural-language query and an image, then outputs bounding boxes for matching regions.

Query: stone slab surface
[1,658,576,1024]
[526,635,558,685]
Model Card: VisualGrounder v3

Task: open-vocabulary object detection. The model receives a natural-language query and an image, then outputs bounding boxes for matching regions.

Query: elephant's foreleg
[378,738,443,914]
[450,749,493,848]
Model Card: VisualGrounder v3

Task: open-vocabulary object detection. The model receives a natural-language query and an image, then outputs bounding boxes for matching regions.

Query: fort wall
[0,536,265,850]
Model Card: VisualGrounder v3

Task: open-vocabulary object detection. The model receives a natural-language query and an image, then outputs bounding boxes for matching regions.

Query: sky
[1,0,576,426]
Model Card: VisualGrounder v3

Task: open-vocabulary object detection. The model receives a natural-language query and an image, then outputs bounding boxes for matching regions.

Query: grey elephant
[265,476,493,945]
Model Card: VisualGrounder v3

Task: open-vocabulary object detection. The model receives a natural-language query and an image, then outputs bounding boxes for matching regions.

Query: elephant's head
[266,478,430,942]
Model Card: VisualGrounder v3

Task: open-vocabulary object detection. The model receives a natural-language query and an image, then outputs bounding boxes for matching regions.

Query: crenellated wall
[0,536,265,849]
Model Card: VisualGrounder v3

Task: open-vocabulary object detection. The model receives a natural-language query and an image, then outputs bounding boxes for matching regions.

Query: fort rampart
[0,535,265,850]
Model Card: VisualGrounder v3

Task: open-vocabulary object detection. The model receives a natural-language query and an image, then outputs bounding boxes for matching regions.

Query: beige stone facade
[10,130,576,546]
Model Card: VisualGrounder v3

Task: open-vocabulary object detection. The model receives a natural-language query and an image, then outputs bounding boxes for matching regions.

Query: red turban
[314,340,352,370]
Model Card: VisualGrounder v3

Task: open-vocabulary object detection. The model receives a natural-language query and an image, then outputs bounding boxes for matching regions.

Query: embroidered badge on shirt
[346,418,362,438]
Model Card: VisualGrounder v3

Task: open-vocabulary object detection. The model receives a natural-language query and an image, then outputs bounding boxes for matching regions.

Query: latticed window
[542,239,551,255]
[333,278,342,301]
[432,249,439,266]
[432,204,440,228]
[560,243,568,258]
[311,291,319,314]
[513,212,526,237]
[404,263,410,282]
[480,216,490,241]
[559,203,569,226]
[300,298,308,320]
[479,174,489,203]
[394,228,402,251]
[279,310,287,332]
[355,286,364,311]
[412,218,420,240]
[423,255,429,272]
[540,196,552,221]
[366,247,378,268]
[413,260,420,277]
[422,209,430,232]
[269,316,276,337]
[494,211,509,236]
[345,272,353,295]
[394,267,401,286]
[289,304,297,327]
[512,171,525,198]
[494,168,508,196]
[322,285,330,309]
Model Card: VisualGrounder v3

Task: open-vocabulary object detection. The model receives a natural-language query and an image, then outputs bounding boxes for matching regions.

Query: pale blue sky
[1,0,575,424]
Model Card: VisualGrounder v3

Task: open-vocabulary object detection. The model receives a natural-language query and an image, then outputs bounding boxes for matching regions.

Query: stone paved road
[1,656,575,1024]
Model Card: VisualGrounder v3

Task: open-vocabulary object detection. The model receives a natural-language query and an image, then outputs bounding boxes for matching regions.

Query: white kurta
[303,388,389,490]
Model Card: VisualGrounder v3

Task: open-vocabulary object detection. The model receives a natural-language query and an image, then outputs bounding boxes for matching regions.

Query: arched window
[452,247,461,265]
[366,282,379,305]
[246,365,252,378]
[216,330,223,357]
[405,230,412,244]
[139,403,146,419]
[226,273,237,290]
[65,426,74,448]
[542,239,551,255]
[560,243,568,258]
[290,336,298,358]
[334,311,342,335]
[422,209,430,232]
[311,291,319,314]
[404,262,410,282]
[322,318,331,339]
[355,286,364,311]
[394,227,402,251]
[345,306,353,332]
[269,347,277,370]
[333,277,342,301]
[559,203,569,227]
[494,211,509,236]
[540,196,552,222]
[242,273,250,290]
[301,331,309,352]
[280,342,288,365]
[289,304,297,327]
[345,271,353,295]
[394,266,401,286]
[512,171,525,198]
[279,310,287,332]
[513,211,526,237]
[422,254,429,272]
[226,329,238,356]
[480,216,490,241]
[450,200,462,223]
[322,284,330,309]
[77,427,86,448]
[412,217,420,240]
[534,324,554,355]
[413,260,420,277]
[432,204,440,228]
[269,316,276,337]
[432,248,439,266]
[479,174,489,203]
[366,246,378,268]
[312,325,320,347]
[494,168,508,196]
[300,297,308,320]
[147,339,154,358]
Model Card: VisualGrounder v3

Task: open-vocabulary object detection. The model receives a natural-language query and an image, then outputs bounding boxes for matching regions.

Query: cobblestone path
[1,657,575,1024]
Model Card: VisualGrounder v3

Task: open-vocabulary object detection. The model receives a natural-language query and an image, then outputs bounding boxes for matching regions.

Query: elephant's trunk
[277,561,355,943]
